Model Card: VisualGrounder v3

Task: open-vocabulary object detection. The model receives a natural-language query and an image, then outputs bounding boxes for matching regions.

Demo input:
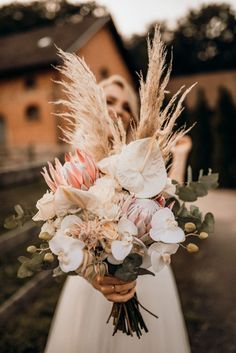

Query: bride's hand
[92,275,136,303]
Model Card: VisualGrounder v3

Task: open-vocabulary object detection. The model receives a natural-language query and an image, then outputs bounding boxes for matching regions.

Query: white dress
[44,266,191,353]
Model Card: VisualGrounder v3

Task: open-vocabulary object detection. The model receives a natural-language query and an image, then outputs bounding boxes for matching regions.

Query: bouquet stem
[107,294,158,338]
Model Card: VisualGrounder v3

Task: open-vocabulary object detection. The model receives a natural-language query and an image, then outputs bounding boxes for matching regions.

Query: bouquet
[9,28,218,338]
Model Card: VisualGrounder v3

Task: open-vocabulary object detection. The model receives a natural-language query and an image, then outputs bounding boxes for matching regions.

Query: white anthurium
[115,138,168,198]
[163,177,176,197]
[49,235,85,273]
[111,218,138,261]
[148,242,179,273]
[97,154,119,177]
[150,207,185,244]
[54,186,95,217]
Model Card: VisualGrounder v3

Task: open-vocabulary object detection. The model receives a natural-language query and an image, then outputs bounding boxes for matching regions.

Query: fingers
[92,275,137,302]
[96,275,127,286]
[114,280,136,293]
[105,287,136,303]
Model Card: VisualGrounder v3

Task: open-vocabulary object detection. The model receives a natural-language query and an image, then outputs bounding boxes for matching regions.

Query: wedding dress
[44,266,191,353]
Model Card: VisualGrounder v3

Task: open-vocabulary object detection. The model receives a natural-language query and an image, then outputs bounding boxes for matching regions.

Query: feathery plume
[54,49,124,161]
[136,26,196,163]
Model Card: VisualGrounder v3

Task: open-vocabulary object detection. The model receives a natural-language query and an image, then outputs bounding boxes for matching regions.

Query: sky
[1,0,236,37]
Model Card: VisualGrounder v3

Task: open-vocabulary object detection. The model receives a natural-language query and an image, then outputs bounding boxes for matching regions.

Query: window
[24,76,37,89]
[0,114,6,146]
[25,105,40,121]
[100,67,109,79]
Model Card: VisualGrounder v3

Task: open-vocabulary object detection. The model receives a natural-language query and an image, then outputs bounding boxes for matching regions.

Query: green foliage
[115,253,142,282]
[17,252,44,278]
[176,167,219,202]
[4,204,34,230]
[0,0,106,37]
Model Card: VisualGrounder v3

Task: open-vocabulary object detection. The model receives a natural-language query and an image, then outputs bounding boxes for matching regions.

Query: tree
[0,0,105,37]
[188,89,213,178]
[214,87,236,187]
[172,3,236,75]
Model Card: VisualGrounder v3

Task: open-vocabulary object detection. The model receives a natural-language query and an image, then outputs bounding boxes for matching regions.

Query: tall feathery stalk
[136,26,196,163]
[54,49,124,161]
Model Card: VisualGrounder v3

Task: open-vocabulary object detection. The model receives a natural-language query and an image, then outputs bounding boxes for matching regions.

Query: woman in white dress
[44,75,191,353]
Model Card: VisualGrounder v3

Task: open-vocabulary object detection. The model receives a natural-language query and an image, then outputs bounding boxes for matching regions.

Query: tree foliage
[0,0,105,37]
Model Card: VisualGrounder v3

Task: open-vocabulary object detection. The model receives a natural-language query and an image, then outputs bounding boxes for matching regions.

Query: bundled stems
[107,294,158,338]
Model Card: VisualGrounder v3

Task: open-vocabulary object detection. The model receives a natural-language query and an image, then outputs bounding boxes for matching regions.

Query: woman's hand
[92,275,136,303]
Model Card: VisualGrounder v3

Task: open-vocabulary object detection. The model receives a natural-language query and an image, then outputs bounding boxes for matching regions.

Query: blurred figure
[44,75,191,353]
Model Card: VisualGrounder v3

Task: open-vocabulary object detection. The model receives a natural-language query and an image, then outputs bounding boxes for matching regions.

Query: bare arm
[168,136,192,184]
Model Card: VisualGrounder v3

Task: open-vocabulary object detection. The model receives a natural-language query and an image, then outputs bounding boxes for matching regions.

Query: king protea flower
[42,150,99,192]
[121,196,161,237]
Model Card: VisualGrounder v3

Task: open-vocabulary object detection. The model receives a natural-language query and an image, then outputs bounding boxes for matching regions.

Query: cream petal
[159,228,185,243]
[151,208,174,230]
[116,138,167,198]
[149,228,162,241]
[118,218,138,236]
[59,248,84,272]
[151,251,165,273]
[97,154,119,176]
[111,240,133,261]
[60,215,82,231]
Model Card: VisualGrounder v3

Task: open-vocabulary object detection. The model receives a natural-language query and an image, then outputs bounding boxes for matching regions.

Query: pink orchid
[42,150,99,192]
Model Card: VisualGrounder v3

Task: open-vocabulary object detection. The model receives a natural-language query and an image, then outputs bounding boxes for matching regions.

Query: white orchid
[98,138,168,198]
[148,242,179,272]
[49,235,85,272]
[150,208,185,243]
[111,218,138,261]
[56,215,82,237]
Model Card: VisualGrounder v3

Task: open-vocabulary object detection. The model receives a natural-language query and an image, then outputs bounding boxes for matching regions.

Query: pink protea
[42,150,99,192]
[121,196,162,237]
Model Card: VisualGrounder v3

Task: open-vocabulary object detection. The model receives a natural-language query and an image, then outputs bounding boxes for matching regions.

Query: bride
[44,73,191,353]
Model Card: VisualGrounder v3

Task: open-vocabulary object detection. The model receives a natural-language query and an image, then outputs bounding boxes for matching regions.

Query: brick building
[0,15,134,154]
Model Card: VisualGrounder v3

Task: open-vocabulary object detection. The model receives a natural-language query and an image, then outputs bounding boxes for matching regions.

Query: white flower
[49,235,85,272]
[98,138,167,198]
[56,215,82,237]
[88,176,122,219]
[163,178,176,196]
[148,242,179,272]
[150,208,185,243]
[40,220,56,236]
[111,218,137,261]
[33,191,56,221]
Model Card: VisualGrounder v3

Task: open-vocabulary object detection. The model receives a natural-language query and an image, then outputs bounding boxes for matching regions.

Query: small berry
[184,222,196,233]
[187,243,199,253]
[199,232,209,239]
[44,253,54,263]
[27,245,37,254]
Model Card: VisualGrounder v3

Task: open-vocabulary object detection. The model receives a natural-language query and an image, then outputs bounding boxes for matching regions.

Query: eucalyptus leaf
[138,268,155,276]
[4,215,19,229]
[190,182,208,197]
[14,204,24,218]
[201,212,215,233]
[199,173,219,189]
[18,256,30,264]
[17,263,34,278]
[177,186,198,202]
